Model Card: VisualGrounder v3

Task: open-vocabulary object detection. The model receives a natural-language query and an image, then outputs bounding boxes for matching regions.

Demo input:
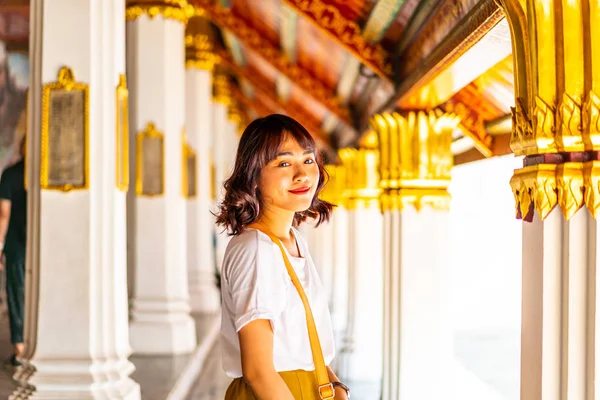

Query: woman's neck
[255,207,295,240]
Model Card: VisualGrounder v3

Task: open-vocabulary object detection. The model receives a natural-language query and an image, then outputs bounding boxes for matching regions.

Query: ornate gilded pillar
[321,164,349,366]
[185,14,220,313]
[371,111,458,400]
[498,2,600,398]
[126,0,196,355]
[337,143,383,397]
[13,1,140,398]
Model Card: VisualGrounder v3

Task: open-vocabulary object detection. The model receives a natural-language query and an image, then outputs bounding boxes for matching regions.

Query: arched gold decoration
[116,74,129,192]
[135,122,164,196]
[125,0,193,24]
[41,66,90,192]
[370,111,458,212]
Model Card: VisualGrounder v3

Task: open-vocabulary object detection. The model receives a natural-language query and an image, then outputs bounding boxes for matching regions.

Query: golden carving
[370,111,458,212]
[584,161,600,219]
[185,16,219,71]
[135,122,165,196]
[556,163,584,220]
[116,74,129,192]
[584,91,600,147]
[194,0,351,123]
[321,164,347,207]
[213,69,231,106]
[509,164,557,220]
[499,0,600,155]
[338,148,381,206]
[41,67,89,192]
[280,0,393,80]
[125,0,192,24]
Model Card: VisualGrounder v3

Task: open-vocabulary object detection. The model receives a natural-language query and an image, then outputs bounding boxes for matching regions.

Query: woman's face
[258,135,319,215]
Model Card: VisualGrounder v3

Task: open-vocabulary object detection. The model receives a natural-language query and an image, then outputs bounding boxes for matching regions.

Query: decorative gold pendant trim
[41,67,90,192]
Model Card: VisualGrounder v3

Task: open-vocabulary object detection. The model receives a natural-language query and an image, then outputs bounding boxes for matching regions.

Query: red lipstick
[289,186,311,195]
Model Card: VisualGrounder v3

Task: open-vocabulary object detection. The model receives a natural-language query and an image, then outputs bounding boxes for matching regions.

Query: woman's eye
[279,162,290,167]
[304,158,315,164]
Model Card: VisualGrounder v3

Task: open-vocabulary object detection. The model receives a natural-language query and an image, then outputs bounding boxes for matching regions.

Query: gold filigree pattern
[558,93,584,151]
[194,0,351,123]
[338,148,381,209]
[509,164,558,220]
[533,96,557,153]
[370,111,458,212]
[584,91,600,145]
[185,16,219,70]
[280,0,393,80]
[584,161,600,218]
[125,0,192,24]
[212,70,231,106]
[556,163,584,220]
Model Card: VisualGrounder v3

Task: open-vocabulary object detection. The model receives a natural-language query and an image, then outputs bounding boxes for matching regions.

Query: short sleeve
[0,168,12,201]
[223,231,288,332]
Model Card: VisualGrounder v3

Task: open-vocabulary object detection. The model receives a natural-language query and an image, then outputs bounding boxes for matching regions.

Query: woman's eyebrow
[276,150,314,157]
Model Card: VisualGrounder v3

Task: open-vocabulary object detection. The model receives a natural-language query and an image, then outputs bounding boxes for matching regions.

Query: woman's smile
[288,186,311,195]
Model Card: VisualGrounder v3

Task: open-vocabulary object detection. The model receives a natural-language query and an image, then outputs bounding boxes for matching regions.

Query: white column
[15,1,140,398]
[330,206,349,357]
[341,201,383,394]
[126,6,196,355]
[336,147,383,396]
[519,208,598,400]
[371,111,458,400]
[382,205,449,400]
[185,62,219,313]
[211,69,234,273]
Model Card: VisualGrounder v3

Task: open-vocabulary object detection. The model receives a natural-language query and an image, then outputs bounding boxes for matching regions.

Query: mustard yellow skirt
[225,370,322,399]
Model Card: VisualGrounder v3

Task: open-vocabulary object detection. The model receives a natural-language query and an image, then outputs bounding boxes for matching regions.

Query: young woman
[216,114,350,399]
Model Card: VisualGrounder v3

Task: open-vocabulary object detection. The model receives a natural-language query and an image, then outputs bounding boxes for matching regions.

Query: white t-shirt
[220,227,336,378]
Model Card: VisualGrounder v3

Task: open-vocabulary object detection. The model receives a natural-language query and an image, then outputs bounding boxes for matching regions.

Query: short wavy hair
[215,114,334,236]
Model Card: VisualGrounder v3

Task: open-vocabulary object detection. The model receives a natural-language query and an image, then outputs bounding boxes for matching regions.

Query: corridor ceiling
[2,0,517,165]
[191,0,515,164]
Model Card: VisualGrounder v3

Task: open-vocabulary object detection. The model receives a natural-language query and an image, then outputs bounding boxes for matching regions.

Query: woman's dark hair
[215,114,334,235]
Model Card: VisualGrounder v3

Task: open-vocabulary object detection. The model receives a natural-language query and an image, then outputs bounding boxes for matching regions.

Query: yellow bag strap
[248,224,335,400]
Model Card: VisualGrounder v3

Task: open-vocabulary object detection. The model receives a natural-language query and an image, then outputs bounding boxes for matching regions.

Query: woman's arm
[238,319,295,400]
[327,366,350,400]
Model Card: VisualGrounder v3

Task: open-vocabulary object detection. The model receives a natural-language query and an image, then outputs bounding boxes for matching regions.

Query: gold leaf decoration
[533,96,557,153]
[584,161,600,218]
[557,163,584,220]
[584,91,600,147]
[558,93,583,151]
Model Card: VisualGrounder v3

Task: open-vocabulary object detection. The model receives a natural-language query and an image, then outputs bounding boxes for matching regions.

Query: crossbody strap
[248,224,335,400]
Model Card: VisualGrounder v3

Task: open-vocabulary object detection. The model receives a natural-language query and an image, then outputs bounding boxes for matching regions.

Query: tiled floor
[0,312,220,399]
[131,312,220,400]
[186,342,231,399]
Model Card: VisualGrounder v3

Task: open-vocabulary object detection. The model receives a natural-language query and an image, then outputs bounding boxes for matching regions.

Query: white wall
[447,154,523,400]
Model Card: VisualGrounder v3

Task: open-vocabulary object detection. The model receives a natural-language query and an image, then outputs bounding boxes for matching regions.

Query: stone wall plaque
[116,74,129,191]
[183,144,196,198]
[41,67,89,191]
[136,123,164,196]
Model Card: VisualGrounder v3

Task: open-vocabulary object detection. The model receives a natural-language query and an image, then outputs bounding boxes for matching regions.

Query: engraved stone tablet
[186,150,197,197]
[139,134,164,196]
[41,67,89,191]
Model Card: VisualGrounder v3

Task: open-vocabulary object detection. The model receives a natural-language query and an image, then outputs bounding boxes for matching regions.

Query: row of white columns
[14,3,230,398]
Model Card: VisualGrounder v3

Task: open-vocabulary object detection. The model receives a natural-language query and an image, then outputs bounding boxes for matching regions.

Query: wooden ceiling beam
[454,133,512,165]
[281,0,394,81]
[219,55,330,146]
[193,0,351,125]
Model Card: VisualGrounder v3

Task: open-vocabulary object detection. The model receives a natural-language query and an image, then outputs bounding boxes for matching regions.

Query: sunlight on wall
[447,154,522,400]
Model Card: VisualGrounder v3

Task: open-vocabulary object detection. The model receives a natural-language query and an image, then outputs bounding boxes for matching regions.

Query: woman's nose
[294,165,309,182]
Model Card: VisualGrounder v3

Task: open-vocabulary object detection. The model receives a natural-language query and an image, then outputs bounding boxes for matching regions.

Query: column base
[188,270,221,313]
[129,300,197,355]
[10,360,141,400]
